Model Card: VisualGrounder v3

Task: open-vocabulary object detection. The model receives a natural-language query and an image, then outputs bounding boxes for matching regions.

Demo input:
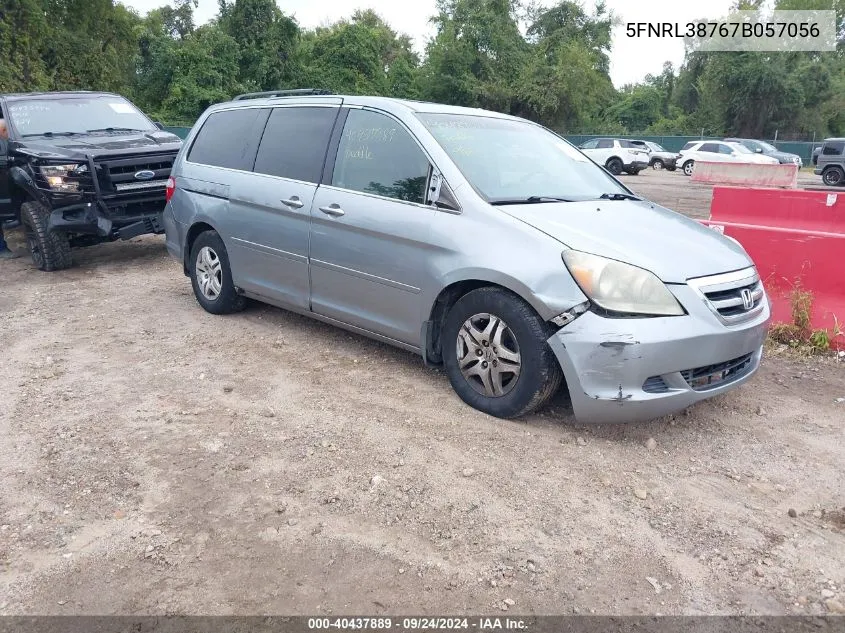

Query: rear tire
[822,166,845,186]
[189,230,246,315]
[605,157,624,176]
[442,287,562,419]
[20,201,72,272]
[683,160,695,176]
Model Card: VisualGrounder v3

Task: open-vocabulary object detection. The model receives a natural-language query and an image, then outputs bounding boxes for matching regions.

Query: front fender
[10,166,50,207]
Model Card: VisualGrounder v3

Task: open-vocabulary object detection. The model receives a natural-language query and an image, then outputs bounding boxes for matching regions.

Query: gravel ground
[0,170,843,616]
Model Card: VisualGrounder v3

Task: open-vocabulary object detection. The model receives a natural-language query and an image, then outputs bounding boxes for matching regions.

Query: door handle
[319,204,345,217]
[280,196,304,209]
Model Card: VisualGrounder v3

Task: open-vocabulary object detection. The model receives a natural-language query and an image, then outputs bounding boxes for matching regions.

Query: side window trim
[321,107,351,186]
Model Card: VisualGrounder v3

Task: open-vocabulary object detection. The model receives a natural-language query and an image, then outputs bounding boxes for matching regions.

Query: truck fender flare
[10,166,50,207]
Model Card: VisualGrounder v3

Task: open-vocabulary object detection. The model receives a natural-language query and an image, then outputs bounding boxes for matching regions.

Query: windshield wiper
[597,192,641,201]
[21,131,80,138]
[86,127,147,133]
[490,196,574,206]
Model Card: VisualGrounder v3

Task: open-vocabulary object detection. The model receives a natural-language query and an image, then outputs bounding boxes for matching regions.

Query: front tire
[683,160,695,176]
[822,166,844,186]
[20,201,72,271]
[442,287,562,419]
[189,230,246,315]
[651,158,664,170]
[605,157,624,176]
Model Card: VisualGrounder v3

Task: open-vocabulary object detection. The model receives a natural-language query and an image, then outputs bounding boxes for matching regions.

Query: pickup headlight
[562,250,684,316]
[39,163,86,192]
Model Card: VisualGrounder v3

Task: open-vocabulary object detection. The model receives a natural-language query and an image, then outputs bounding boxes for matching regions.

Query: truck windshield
[416,113,629,203]
[6,96,156,138]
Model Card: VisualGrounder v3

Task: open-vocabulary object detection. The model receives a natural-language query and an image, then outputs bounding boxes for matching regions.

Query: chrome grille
[687,267,766,325]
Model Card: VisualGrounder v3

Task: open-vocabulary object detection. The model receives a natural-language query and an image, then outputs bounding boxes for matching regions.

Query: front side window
[718,144,734,155]
[596,139,613,149]
[332,109,430,204]
[681,142,696,151]
[417,113,631,203]
[5,96,156,138]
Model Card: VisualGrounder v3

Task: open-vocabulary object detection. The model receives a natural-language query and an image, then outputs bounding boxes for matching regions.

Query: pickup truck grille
[95,152,176,200]
[687,267,766,325]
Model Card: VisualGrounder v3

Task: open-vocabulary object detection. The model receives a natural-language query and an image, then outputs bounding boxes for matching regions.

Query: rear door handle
[280,196,304,209]
[319,204,345,217]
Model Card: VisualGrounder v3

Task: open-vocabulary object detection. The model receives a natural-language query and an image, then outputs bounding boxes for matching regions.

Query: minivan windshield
[5,95,156,138]
[416,113,629,203]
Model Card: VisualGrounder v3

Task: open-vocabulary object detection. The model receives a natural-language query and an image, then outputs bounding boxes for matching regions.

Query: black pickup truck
[0,91,182,271]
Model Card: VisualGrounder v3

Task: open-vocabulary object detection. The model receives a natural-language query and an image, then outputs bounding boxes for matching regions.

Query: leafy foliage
[1,0,843,136]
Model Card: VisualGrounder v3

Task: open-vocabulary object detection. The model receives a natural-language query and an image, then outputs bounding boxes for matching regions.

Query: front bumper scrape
[547,286,770,423]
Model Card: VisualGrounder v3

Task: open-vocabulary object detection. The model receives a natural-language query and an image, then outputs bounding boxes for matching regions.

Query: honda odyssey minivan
[162,90,770,423]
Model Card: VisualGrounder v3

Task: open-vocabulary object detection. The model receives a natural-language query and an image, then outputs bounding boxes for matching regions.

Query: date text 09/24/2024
[307,618,526,630]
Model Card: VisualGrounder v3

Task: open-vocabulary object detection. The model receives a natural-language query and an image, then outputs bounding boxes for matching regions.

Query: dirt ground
[1,169,843,616]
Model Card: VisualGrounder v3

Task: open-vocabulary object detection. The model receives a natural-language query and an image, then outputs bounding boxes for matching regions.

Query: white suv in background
[578,138,650,176]
[678,140,780,176]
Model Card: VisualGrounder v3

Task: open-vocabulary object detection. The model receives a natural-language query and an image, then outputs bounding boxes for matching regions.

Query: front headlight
[39,163,86,192]
[562,250,684,316]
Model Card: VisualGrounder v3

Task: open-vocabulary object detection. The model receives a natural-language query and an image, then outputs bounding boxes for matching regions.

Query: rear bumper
[547,284,771,423]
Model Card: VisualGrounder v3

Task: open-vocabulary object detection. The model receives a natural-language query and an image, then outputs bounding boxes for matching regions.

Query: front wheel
[189,230,246,315]
[442,287,562,419]
[20,201,72,271]
[683,160,695,176]
[605,157,624,176]
[651,158,664,170]
[822,166,845,186]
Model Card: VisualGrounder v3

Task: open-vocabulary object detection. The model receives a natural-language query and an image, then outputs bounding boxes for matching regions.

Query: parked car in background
[578,138,649,175]
[629,140,681,171]
[678,140,780,176]
[723,138,802,167]
[813,138,845,186]
[0,91,181,271]
[163,90,770,424]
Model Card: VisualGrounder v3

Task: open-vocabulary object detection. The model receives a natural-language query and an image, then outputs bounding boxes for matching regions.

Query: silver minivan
[162,91,771,423]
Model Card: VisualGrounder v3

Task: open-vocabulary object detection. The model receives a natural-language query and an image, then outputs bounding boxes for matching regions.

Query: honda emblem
[740,288,754,310]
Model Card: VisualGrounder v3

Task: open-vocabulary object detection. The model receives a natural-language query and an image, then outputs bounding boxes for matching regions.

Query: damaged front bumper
[47,201,164,241]
[547,284,771,423]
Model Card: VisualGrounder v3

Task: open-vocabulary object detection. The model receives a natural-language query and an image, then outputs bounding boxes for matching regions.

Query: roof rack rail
[232,88,333,101]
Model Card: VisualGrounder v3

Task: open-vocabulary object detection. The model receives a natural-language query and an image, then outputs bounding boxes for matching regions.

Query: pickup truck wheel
[605,157,624,175]
[651,158,664,170]
[683,160,695,176]
[822,166,845,186]
[20,201,72,272]
[442,287,562,419]
[189,230,246,315]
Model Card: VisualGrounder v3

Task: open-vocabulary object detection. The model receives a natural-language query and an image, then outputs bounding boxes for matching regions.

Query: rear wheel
[20,201,72,271]
[683,160,695,176]
[189,230,246,315]
[605,157,624,176]
[822,166,845,186]
[442,287,562,419]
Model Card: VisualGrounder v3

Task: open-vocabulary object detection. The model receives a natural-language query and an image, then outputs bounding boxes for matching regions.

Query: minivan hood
[499,199,752,283]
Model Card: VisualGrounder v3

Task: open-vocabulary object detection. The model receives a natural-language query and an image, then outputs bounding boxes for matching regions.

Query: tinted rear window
[619,140,637,148]
[823,141,844,155]
[253,107,338,183]
[188,108,268,170]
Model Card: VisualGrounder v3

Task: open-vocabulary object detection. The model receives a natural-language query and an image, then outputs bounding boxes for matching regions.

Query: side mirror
[153,121,164,130]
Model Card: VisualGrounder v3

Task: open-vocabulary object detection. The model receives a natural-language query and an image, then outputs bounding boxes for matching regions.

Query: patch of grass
[767,282,841,354]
